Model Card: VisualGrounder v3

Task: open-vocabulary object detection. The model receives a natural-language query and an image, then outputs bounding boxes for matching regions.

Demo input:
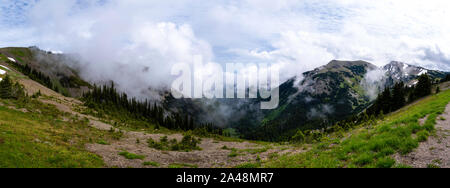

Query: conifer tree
[380,87,392,113]
[0,75,13,99]
[11,82,26,99]
[392,82,406,111]
[414,74,432,98]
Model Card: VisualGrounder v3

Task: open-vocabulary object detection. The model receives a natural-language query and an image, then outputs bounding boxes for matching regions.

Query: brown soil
[86,132,298,168]
[394,103,450,168]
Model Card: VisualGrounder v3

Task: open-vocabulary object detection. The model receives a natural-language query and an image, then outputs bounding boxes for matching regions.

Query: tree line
[367,74,432,116]
[82,83,222,134]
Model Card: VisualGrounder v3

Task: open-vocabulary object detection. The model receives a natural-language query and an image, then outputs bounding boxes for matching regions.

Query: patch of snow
[403,63,409,70]
[0,69,6,75]
[50,50,63,54]
[418,70,428,76]
[0,65,10,70]
[408,80,419,87]
[7,57,16,62]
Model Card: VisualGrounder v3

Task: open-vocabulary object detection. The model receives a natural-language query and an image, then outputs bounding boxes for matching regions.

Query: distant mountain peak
[325,60,375,68]
[382,60,447,87]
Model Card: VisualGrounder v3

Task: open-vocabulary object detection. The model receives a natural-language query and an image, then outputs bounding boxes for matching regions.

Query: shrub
[228,148,239,158]
[235,162,261,168]
[97,139,109,145]
[147,138,166,150]
[416,130,430,142]
[291,130,305,143]
[168,163,198,168]
[143,161,160,167]
[353,153,374,166]
[427,163,440,168]
[375,157,396,168]
[177,134,201,151]
[147,134,201,152]
[118,151,145,160]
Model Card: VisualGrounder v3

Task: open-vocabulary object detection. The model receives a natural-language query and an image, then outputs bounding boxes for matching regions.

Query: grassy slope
[1,50,106,167]
[0,97,128,168]
[262,88,450,168]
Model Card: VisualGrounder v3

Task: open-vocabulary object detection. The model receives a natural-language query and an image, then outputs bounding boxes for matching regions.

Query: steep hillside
[0,47,91,97]
[247,60,378,140]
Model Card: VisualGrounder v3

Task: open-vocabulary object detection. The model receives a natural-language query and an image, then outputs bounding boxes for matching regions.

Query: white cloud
[1,0,450,96]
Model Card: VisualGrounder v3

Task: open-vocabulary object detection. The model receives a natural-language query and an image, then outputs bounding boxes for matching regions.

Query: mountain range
[1,47,448,141]
[164,60,448,140]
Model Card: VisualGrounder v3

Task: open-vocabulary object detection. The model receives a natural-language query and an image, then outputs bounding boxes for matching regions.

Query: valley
[0,57,301,168]
[1,47,450,168]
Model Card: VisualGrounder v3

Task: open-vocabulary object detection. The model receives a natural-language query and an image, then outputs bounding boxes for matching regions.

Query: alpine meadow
[2,0,450,175]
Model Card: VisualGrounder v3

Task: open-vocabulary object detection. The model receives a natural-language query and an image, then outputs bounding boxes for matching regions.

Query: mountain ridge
[2,47,449,141]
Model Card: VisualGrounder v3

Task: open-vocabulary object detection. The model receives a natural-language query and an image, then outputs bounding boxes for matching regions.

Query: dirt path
[395,103,450,168]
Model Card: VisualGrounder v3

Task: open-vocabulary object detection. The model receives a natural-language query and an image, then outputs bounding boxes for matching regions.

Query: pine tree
[392,82,406,111]
[436,86,440,94]
[11,82,26,99]
[408,85,416,103]
[414,74,432,98]
[0,75,13,99]
[380,87,392,113]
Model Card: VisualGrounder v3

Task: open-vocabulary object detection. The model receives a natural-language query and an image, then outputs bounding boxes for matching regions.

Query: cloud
[421,46,450,70]
[1,0,450,98]
[361,68,387,100]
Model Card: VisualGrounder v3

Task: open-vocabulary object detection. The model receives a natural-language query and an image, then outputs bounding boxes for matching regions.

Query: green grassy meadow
[259,89,450,168]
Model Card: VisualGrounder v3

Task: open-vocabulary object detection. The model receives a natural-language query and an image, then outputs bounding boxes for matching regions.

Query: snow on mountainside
[384,61,428,79]
[7,57,16,63]
[382,61,447,87]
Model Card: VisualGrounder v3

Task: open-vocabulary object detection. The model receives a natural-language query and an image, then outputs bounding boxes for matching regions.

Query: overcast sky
[1,0,450,91]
